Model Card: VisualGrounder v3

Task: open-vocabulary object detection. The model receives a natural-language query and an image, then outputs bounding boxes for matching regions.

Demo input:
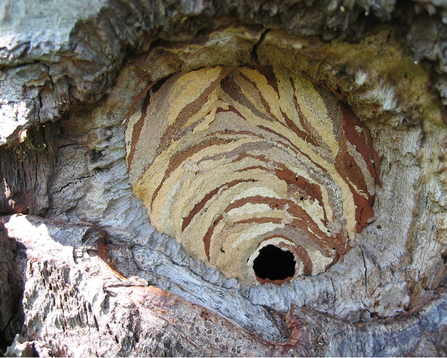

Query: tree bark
[1,0,447,356]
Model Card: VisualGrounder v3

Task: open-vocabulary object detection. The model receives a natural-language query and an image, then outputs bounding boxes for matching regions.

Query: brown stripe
[127,83,154,169]
[290,77,332,154]
[236,217,284,225]
[216,105,244,118]
[221,73,273,122]
[181,179,256,232]
[335,135,374,232]
[222,196,332,251]
[151,137,234,210]
[273,165,329,223]
[252,66,279,94]
[280,108,319,148]
[258,125,328,173]
[238,71,280,122]
[155,68,233,158]
[339,102,381,185]
[203,213,223,260]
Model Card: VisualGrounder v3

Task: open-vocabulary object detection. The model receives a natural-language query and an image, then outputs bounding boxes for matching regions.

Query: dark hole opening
[253,245,295,281]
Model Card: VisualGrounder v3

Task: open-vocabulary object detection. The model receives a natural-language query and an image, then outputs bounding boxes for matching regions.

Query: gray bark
[1,0,447,356]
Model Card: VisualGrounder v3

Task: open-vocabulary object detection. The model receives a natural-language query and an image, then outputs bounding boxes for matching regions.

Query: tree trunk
[1,0,447,356]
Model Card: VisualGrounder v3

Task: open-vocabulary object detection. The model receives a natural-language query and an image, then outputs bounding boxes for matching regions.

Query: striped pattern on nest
[125,66,380,285]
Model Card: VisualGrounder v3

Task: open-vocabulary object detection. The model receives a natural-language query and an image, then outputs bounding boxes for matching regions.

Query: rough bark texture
[1,0,447,356]
[0,224,24,353]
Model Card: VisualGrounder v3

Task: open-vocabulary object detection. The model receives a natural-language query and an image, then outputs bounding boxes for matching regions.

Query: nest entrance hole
[253,245,295,283]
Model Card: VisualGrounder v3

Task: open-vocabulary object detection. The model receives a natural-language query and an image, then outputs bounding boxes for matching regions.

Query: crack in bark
[361,247,368,292]
[329,276,337,316]
[52,175,92,195]
[251,28,270,64]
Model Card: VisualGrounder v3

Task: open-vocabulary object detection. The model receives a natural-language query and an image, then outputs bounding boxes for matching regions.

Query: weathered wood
[1,0,447,356]
[0,124,56,215]
[0,222,24,356]
[3,215,447,357]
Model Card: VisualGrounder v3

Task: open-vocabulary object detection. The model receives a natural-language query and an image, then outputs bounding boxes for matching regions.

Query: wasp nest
[125,66,380,285]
